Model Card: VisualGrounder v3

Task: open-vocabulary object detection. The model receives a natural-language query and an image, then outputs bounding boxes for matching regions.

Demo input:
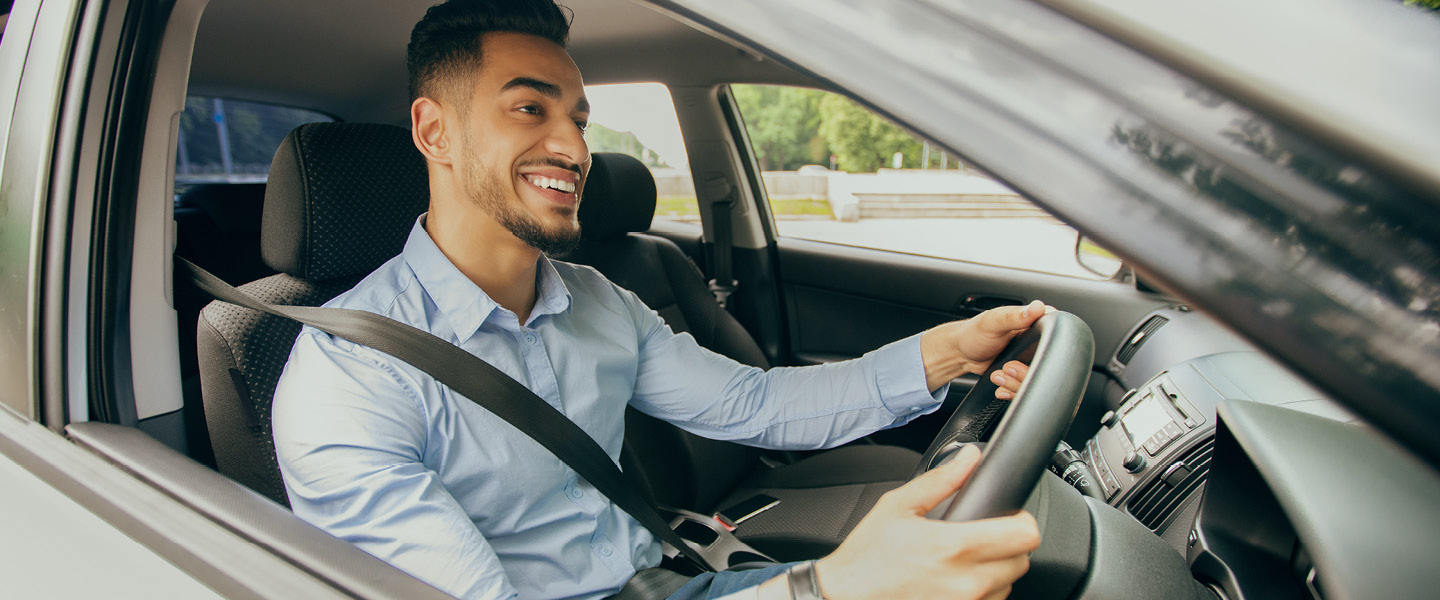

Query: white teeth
[527,175,576,194]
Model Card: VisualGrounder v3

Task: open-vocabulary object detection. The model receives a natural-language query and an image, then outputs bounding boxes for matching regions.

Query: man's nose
[544,119,589,166]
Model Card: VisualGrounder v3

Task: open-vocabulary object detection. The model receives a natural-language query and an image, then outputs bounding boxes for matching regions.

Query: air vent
[1126,435,1214,531]
[1116,315,1169,365]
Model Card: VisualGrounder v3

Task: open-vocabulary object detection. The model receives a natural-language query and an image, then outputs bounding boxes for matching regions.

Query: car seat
[196,123,430,503]
[174,182,275,467]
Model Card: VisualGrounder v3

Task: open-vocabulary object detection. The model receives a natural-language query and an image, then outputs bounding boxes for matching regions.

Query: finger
[989,361,1029,397]
[942,555,1029,600]
[882,444,983,516]
[980,586,1014,600]
[978,300,1045,338]
[945,511,1041,562]
[1002,361,1029,382]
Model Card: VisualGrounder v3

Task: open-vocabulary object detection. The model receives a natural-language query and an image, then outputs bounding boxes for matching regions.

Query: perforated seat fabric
[199,276,366,502]
[198,123,429,505]
[567,153,921,560]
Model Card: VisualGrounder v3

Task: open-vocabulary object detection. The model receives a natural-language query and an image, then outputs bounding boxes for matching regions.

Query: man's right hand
[761,444,1040,600]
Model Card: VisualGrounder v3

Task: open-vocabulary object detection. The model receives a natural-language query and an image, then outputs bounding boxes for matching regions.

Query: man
[271,0,1043,598]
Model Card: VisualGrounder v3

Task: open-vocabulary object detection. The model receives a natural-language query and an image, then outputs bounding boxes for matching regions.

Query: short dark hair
[407,0,572,103]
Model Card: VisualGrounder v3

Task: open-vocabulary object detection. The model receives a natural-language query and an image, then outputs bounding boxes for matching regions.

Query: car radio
[1083,372,1207,503]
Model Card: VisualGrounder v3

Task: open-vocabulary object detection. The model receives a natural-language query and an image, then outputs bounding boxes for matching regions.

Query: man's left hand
[920,300,1054,393]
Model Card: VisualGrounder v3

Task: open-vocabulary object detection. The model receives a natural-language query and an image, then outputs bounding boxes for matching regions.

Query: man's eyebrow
[501,76,590,114]
[501,76,561,99]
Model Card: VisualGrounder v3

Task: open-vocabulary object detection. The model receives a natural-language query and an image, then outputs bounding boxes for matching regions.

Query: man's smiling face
[455,31,590,255]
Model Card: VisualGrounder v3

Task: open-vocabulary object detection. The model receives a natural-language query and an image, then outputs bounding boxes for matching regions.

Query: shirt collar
[401,214,573,342]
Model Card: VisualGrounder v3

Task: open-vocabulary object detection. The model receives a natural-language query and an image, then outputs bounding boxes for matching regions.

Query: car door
[0,1,461,597]
[715,84,1173,448]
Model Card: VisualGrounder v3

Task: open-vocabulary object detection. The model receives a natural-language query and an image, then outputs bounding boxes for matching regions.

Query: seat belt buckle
[708,279,738,309]
[713,513,738,532]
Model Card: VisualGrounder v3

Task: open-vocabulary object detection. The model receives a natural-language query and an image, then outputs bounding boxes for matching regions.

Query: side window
[732,84,1112,280]
[583,83,698,225]
[174,96,333,195]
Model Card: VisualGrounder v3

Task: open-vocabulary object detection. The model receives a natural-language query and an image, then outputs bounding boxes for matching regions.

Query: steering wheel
[913,311,1094,522]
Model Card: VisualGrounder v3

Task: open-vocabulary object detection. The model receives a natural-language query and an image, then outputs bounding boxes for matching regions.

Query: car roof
[187,0,819,124]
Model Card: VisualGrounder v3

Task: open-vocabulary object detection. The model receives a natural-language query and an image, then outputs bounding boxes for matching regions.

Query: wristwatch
[787,560,829,600]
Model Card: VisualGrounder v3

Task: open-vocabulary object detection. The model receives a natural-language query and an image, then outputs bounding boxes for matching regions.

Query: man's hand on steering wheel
[751,445,1041,600]
[920,300,1054,393]
[748,307,1092,600]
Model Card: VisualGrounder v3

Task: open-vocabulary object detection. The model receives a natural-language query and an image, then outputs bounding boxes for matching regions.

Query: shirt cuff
[868,333,948,416]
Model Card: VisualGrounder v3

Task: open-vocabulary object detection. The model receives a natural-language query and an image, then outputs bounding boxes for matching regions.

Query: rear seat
[174,183,274,285]
[174,182,275,466]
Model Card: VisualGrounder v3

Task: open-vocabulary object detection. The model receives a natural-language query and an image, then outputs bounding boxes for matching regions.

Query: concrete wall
[652,168,1051,222]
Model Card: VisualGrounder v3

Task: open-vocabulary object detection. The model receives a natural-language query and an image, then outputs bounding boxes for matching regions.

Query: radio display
[1122,393,1172,444]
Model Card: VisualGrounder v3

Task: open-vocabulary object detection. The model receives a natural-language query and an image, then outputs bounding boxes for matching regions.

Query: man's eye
[575,121,589,132]
[518,105,542,116]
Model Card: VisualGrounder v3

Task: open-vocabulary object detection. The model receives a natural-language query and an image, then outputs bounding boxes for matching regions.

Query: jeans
[665,563,794,600]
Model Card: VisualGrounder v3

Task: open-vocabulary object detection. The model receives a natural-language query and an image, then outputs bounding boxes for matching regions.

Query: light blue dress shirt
[271,216,945,600]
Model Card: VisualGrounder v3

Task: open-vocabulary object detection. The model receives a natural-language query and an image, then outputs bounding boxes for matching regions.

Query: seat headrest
[577,152,657,240]
[261,123,430,281]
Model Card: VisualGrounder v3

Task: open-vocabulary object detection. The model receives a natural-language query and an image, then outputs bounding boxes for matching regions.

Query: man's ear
[411,96,453,165]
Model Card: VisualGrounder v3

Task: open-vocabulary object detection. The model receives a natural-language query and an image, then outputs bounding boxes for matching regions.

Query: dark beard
[460,142,581,256]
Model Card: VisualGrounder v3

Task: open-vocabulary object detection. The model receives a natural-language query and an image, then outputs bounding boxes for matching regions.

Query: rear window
[175,96,333,196]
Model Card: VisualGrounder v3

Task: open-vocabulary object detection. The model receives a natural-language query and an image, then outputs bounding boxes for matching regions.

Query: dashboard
[1057,307,1439,599]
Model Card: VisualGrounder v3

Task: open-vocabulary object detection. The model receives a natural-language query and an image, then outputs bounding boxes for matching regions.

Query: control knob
[1122,451,1147,473]
[1100,410,1119,428]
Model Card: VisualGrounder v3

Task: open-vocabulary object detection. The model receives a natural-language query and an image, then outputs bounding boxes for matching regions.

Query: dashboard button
[1164,422,1184,438]
[1143,440,1160,455]
[1123,451,1147,473]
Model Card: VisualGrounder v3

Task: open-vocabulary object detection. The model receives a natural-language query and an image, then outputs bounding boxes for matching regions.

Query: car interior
[6,0,1439,598]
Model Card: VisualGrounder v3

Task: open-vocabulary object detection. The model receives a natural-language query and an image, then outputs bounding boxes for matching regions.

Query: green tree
[584,123,669,168]
[817,94,922,172]
[732,85,829,170]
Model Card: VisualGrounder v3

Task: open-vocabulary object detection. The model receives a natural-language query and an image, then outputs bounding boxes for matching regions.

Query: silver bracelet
[787,560,828,600]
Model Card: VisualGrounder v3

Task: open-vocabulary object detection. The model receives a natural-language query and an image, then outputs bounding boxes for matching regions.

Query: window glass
[732,84,1113,280]
[174,96,333,195]
[583,83,697,224]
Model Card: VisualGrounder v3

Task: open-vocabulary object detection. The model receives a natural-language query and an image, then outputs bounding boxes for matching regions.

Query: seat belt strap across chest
[178,257,719,572]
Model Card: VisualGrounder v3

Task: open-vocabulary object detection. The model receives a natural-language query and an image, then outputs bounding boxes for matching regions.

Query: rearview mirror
[1076,236,1123,279]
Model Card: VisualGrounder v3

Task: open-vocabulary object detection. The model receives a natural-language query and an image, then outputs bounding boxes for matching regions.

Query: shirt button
[599,545,614,557]
[570,488,584,499]
[523,333,538,345]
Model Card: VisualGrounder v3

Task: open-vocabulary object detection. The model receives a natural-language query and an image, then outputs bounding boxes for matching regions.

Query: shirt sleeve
[272,330,517,600]
[621,290,949,450]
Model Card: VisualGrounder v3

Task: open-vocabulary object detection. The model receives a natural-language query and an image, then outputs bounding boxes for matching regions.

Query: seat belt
[178,257,720,573]
[702,176,738,310]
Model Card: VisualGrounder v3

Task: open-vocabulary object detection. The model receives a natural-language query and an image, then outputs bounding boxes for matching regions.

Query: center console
[1084,368,1210,507]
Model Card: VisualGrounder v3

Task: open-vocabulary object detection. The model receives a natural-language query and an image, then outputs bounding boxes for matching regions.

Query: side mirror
[1076,236,1123,279]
